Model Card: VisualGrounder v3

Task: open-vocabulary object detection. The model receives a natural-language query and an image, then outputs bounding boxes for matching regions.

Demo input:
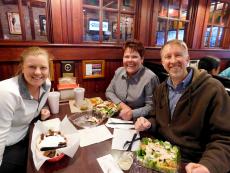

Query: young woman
[106,40,159,120]
[0,47,51,173]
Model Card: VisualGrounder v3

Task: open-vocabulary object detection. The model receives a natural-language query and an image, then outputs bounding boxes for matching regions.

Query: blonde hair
[160,39,189,58]
[16,47,50,75]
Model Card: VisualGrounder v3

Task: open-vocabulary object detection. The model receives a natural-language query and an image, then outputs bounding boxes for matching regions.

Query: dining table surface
[26,101,186,173]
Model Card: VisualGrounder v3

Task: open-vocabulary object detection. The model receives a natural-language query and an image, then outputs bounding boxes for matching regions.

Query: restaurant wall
[0,44,230,98]
[0,0,230,98]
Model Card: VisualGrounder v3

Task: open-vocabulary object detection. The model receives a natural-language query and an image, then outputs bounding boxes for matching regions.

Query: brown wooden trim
[72,0,82,43]
[46,0,52,42]
[18,0,26,40]
[0,14,3,39]
[138,0,153,45]
[0,45,229,62]
[28,2,35,40]
[50,0,63,43]
[60,0,68,43]
[150,0,159,46]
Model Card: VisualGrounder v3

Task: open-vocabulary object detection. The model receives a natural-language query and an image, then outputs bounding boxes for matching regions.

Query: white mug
[48,91,60,114]
[74,87,85,107]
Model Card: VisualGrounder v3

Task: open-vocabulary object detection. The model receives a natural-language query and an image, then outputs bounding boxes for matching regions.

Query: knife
[40,144,67,151]
[108,122,134,125]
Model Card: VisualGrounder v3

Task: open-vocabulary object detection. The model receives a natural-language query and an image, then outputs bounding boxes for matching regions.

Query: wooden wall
[0,44,230,98]
[0,0,230,98]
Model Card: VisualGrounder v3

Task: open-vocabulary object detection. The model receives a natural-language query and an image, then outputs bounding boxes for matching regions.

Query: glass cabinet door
[83,0,136,43]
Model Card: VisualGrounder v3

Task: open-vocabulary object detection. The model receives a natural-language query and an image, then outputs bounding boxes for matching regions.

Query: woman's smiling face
[123,48,143,76]
[22,54,49,89]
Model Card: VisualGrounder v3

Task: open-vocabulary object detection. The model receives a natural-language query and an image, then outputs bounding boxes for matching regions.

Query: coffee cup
[74,87,85,107]
[48,91,60,114]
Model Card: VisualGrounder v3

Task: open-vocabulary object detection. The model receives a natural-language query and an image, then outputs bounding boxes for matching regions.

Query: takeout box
[31,117,80,170]
[57,77,79,100]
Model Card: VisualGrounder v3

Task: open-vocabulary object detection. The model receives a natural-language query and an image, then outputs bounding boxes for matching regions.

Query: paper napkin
[97,154,123,173]
[77,125,113,147]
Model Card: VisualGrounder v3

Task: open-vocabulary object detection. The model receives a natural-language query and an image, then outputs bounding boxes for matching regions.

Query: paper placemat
[112,129,140,151]
[78,125,113,147]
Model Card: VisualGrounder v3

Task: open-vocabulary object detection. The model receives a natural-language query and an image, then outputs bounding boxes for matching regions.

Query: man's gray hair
[160,39,189,58]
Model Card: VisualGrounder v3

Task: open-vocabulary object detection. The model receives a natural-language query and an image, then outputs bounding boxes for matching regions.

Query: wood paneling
[0,0,230,95]
[50,0,64,43]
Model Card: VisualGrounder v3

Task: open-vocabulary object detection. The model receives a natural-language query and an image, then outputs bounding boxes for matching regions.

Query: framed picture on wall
[7,12,22,35]
[123,0,130,6]
[82,60,105,79]
[39,15,47,36]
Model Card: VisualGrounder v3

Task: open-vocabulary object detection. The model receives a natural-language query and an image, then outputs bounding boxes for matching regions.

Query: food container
[93,101,120,118]
[31,117,80,170]
[135,138,180,173]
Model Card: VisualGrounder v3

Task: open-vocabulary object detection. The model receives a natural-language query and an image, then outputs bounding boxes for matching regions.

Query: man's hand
[40,108,51,120]
[119,108,132,120]
[135,117,151,131]
[118,102,133,120]
[185,163,210,173]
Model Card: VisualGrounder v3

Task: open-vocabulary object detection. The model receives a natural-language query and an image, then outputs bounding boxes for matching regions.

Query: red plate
[47,153,65,162]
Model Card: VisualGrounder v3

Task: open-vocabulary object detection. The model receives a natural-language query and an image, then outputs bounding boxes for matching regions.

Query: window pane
[120,14,134,42]
[0,0,22,40]
[209,3,215,23]
[169,0,179,18]
[214,10,221,24]
[158,0,168,17]
[83,0,99,6]
[209,12,214,23]
[204,27,210,47]
[103,0,118,9]
[103,11,117,42]
[210,26,218,47]
[83,8,100,41]
[216,2,223,10]
[168,20,177,41]
[181,0,188,20]
[178,22,186,40]
[217,27,223,47]
[168,20,177,30]
[121,0,136,12]
[156,18,167,46]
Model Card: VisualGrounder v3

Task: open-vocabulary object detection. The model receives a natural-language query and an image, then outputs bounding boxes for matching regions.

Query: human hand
[119,108,133,120]
[40,108,51,120]
[135,117,151,131]
[185,163,210,173]
[119,102,131,110]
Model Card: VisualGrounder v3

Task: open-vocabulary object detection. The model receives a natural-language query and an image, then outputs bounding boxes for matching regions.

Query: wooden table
[27,102,186,173]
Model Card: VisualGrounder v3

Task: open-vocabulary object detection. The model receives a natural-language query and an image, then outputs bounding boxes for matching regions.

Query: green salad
[136,138,180,173]
[93,101,120,118]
